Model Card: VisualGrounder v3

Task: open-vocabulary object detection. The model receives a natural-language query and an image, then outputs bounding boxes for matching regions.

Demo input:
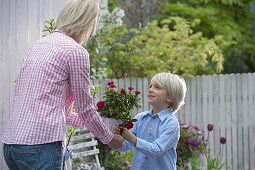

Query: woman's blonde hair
[151,72,187,113]
[55,0,99,42]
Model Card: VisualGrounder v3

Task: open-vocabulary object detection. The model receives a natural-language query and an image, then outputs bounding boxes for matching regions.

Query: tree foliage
[157,0,255,73]
[87,17,224,78]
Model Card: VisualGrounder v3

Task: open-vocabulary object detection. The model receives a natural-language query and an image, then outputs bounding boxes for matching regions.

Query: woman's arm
[64,95,84,127]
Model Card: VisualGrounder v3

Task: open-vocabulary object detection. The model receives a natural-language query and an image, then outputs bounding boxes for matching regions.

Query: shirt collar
[53,29,66,35]
[142,108,172,122]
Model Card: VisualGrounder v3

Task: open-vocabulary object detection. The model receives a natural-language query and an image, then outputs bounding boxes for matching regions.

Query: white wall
[0,0,109,169]
[0,0,68,169]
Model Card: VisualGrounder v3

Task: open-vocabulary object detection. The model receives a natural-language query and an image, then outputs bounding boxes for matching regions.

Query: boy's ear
[167,96,173,103]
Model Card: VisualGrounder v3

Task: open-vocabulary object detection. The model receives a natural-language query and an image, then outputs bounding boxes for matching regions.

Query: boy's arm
[116,116,139,152]
[122,121,179,157]
[120,129,137,146]
[117,140,135,152]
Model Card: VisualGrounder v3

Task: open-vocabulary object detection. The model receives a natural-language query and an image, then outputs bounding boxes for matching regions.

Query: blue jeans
[3,141,63,170]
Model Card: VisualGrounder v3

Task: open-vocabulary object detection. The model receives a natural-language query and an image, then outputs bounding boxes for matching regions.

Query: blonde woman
[2,0,123,169]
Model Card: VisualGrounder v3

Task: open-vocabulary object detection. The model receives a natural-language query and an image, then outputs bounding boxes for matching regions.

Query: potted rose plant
[96,81,141,133]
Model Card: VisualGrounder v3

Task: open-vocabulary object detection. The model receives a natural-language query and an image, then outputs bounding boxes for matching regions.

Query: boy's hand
[115,127,137,145]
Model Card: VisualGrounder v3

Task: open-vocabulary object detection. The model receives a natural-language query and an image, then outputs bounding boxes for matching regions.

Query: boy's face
[148,80,172,110]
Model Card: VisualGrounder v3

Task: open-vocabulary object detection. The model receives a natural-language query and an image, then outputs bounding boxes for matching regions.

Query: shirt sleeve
[117,140,135,152]
[64,95,84,127]
[135,120,179,157]
[67,46,113,144]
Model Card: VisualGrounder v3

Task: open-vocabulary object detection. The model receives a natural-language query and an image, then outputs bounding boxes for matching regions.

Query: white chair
[67,127,104,170]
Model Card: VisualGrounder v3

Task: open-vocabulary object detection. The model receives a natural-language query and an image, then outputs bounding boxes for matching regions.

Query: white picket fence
[0,0,67,169]
[91,73,255,170]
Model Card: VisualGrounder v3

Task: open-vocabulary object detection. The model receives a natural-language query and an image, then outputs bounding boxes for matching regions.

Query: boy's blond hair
[55,0,99,43]
[151,72,187,113]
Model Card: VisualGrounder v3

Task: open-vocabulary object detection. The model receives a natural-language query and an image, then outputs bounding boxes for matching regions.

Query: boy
[115,72,187,170]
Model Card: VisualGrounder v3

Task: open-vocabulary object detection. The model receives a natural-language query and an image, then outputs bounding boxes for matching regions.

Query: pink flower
[180,124,189,129]
[96,101,105,108]
[192,125,200,131]
[197,130,203,135]
[123,160,131,168]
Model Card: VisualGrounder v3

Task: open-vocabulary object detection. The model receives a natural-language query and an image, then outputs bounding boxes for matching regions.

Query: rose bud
[96,101,105,108]
[125,121,134,129]
[135,91,141,95]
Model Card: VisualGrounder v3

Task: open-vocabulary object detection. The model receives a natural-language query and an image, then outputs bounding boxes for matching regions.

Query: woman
[2,0,123,169]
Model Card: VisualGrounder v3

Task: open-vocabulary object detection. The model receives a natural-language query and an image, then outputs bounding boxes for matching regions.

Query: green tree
[87,17,225,78]
[108,0,119,12]
[157,0,255,73]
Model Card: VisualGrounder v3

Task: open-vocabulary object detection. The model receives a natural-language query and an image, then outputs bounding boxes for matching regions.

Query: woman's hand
[108,134,124,149]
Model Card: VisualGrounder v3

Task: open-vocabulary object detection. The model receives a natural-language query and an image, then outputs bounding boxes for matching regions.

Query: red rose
[107,81,116,88]
[135,91,141,95]
[97,101,105,108]
[121,89,126,95]
[125,121,133,129]
[128,87,134,91]
[107,81,114,86]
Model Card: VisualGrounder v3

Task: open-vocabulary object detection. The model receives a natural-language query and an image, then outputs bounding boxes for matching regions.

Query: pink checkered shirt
[2,30,113,145]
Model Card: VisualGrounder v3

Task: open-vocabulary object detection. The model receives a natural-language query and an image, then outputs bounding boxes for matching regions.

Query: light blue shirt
[118,108,180,170]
